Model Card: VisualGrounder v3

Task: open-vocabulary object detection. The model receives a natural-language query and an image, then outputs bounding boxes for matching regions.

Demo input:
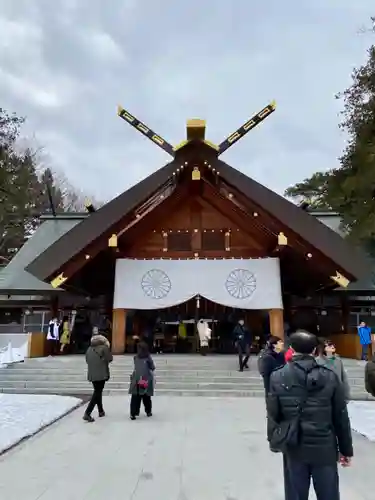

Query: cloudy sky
[0,1,374,202]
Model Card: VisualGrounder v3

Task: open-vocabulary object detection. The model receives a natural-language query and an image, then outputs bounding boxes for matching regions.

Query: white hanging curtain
[114,258,283,310]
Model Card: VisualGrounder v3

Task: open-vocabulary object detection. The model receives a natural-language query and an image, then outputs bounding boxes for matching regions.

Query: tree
[0,147,42,260]
[0,108,104,261]
[284,172,333,208]
[48,169,103,212]
[284,17,375,250]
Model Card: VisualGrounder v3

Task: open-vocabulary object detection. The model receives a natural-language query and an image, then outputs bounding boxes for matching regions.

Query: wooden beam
[123,249,267,259]
[199,187,271,248]
[190,200,202,251]
[216,178,344,278]
[50,186,188,286]
[120,186,191,247]
[269,309,284,340]
[112,308,126,354]
[197,195,266,250]
[203,179,277,239]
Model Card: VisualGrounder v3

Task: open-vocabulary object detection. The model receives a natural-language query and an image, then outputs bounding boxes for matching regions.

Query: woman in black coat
[129,341,155,420]
[259,335,285,395]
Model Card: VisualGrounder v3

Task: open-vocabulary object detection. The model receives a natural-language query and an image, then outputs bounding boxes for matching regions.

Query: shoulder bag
[269,367,308,453]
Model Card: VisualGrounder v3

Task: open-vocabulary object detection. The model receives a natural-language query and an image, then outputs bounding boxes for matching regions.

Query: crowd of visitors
[76,316,375,499]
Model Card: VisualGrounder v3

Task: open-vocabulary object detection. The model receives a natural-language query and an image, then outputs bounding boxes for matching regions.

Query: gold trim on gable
[330,271,350,288]
[50,273,67,289]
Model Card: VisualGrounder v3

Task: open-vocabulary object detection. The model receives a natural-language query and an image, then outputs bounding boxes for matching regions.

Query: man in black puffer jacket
[267,330,353,500]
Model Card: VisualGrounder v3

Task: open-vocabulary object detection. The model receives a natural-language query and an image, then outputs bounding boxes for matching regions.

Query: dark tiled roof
[215,160,371,280]
[25,153,371,285]
[0,217,83,294]
[26,161,177,281]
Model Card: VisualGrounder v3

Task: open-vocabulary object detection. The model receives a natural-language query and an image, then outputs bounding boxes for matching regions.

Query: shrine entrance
[124,297,270,354]
[111,257,285,354]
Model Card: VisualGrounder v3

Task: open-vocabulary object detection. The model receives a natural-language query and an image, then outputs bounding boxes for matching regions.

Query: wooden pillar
[340,294,349,334]
[112,308,126,354]
[269,308,284,340]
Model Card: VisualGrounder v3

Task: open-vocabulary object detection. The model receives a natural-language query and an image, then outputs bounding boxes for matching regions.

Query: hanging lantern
[192,166,201,181]
[277,232,288,246]
[108,234,118,248]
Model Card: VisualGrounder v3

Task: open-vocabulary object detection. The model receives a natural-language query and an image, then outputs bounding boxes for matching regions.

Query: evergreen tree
[285,18,375,251]
[0,107,103,261]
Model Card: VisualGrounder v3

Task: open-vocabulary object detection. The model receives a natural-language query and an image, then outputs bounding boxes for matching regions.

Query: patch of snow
[0,394,82,453]
[0,341,27,367]
[348,401,375,441]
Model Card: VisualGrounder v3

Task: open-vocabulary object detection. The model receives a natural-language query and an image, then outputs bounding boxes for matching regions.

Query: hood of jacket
[90,334,109,348]
[290,355,327,392]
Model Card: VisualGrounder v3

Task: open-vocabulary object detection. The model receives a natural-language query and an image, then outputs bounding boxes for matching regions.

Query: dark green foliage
[0,107,96,261]
[285,19,375,252]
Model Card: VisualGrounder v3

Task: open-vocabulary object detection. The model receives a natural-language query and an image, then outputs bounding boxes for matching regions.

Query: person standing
[59,315,71,354]
[267,330,353,500]
[233,319,252,371]
[357,321,372,361]
[83,333,113,423]
[197,319,211,356]
[46,317,60,356]
[316,340,350,400]
[259,336,285,394]
[259,336,293,500]
[129,341,155,420]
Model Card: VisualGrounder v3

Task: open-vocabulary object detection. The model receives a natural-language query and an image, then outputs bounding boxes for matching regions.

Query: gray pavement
[0,396,374,500]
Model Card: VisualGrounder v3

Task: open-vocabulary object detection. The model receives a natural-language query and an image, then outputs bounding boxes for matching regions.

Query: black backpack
[257,348,266,376]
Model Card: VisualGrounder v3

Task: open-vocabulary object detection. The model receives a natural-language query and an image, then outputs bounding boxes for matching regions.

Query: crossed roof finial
[117,100,276,157]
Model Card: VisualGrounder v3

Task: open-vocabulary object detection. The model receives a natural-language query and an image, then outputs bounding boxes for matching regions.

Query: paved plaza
[0,396,374,500]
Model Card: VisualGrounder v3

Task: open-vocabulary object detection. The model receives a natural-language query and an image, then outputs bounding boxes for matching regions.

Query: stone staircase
[0,355,372,399]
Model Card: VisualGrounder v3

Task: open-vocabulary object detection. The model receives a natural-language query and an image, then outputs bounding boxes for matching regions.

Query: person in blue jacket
[358,321,372,361]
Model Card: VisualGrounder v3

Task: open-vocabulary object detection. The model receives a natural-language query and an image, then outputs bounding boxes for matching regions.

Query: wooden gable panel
[125,194,267,258]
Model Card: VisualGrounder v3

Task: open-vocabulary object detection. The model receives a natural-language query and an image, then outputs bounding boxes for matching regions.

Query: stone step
[1,355,368,399]
[0,386,373,400]
[0,380,263,390]
[0,373,367,388]
[4,364,367,375]
[0,372,262,382]
[0,386,266,397]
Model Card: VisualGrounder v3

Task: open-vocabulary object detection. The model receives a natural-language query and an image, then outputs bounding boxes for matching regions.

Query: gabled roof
[26,161,177,281]
[25,147,370,284]
[215,160,370,280]
[0,215,84,294]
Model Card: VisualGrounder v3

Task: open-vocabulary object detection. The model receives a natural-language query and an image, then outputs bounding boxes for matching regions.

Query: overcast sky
[0,1,374,202]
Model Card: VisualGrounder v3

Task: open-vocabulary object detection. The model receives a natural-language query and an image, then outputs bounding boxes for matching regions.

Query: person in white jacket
[197,319,211,356]
[46,318,60,356]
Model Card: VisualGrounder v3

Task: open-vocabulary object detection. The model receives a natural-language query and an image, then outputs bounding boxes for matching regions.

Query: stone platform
[0,396,374,500]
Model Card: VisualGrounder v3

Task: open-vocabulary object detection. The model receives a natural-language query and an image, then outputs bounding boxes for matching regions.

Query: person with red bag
[129,341,155,420]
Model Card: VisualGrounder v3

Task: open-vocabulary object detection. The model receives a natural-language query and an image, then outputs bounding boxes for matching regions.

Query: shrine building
[0,102,372,359]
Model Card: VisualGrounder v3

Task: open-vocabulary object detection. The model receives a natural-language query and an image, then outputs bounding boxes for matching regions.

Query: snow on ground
[348,401,375,441]
[0,394,82,453]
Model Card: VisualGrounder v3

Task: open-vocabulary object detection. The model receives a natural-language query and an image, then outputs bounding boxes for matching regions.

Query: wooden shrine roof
[25,148,370,285]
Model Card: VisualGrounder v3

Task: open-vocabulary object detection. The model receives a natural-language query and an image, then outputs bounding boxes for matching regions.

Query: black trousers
[46,339,58,356]
[285,457,340,500]
[85,380,106,415]
[130,394,152,417]
[237,343,250,370]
